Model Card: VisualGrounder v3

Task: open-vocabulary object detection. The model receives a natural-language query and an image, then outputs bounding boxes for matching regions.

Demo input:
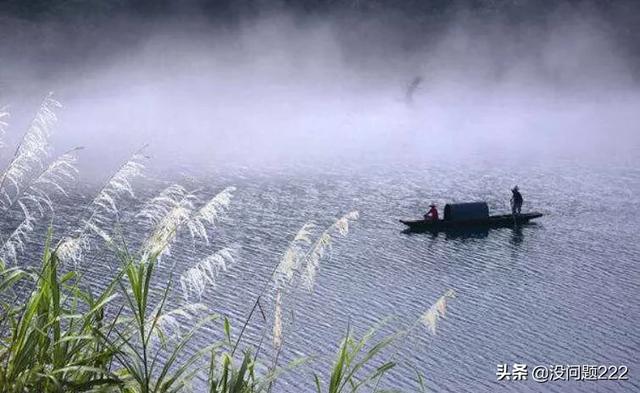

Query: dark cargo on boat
[443,202,489,221]
[400,202,542,233]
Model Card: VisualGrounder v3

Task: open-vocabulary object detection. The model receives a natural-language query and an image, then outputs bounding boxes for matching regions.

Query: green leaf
[224,317,232,345]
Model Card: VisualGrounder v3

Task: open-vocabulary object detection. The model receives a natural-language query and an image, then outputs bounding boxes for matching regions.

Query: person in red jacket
[424,204,439,221]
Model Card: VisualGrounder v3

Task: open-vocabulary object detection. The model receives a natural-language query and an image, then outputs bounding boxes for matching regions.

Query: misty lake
[4,1,640,391]
[20,155,634,393]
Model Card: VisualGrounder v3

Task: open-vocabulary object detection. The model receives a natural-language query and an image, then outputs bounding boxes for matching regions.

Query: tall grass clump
[0,232,120,391]
[0,97,458,392]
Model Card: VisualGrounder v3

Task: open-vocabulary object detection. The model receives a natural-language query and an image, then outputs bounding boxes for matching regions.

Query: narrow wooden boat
[399,202,543,233]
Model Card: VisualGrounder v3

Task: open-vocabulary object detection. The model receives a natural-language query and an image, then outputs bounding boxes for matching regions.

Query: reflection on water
[510,226,524,246]
[444,227,490,240]
[401,222,540,242]
[402,227,491,239]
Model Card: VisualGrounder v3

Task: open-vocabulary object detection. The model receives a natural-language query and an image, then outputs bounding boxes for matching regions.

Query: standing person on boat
[511,186,523,215]
[424,204,439,221]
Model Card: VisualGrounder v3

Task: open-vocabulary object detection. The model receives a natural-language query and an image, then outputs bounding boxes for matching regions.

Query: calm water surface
[20,157,640,392]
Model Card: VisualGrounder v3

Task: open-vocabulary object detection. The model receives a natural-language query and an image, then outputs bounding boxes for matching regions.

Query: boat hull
[399,212,543,233]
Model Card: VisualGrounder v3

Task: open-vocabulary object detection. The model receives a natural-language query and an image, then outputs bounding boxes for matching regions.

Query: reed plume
[146,302,209,344]
[0,107,8,148]
[138,184,198,259]
[56,148,146,265]
[231,219,334,356]
[420,289,456,335]
[0,149,82,265]
[10,147,82,216]
[0,209,36,265]
[273,222,315,290]
[139,185,235,261]
[272,290,283,354]
[266,216,358,384]
[179,246,239,300]
[84,219,113,244]
[137,184,191,226]
[55,233,88,266]
[0,100,81,265]
[0,94,60,210]
[301,211,359,292]
[267,222,315,370]
[90,150,146,228]
[186,186,236,244]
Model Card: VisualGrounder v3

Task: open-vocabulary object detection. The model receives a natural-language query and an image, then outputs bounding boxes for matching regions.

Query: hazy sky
[1,0,639,174]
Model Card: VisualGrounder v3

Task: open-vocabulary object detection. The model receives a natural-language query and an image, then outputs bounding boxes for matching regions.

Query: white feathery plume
[138,185,198,260]
[136,184,192,228]
[301,211,359,292]
[84,219,113,245]
[90,151,146,226]
[139,185,235,262]
[13,148,81,216]
[179,247,238,300]
[268,224,316,363]
[146,302,208,344]
[0,98,82,266]
[420,289,456,335]
[56,234,89,267]
[186,186,236,244]
[0,95,60,210]
[273,222,315,289]
[54,149,146,266]
[272,289,283,352]
[0,107,8,148]
[143,204,192,260]
[0,211,36,265]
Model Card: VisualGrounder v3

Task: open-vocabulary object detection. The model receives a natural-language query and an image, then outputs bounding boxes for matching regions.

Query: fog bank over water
[1,4,639,176]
